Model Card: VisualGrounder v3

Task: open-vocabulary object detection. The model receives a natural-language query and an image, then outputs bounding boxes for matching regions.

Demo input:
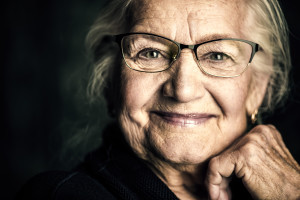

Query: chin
[144,135,217,167]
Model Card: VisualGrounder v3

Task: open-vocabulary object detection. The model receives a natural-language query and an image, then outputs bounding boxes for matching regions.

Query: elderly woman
[17,0,300,199]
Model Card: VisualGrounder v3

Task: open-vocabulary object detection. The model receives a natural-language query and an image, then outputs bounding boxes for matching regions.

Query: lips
[152,111,216,126]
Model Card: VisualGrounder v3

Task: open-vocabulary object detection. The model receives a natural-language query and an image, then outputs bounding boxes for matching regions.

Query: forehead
[130,0,250,43]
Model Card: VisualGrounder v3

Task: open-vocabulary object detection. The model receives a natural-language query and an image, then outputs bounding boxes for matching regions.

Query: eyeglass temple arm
[248,43,260,63]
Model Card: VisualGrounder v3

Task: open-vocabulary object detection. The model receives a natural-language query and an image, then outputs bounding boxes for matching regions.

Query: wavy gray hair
[85,0,291,116]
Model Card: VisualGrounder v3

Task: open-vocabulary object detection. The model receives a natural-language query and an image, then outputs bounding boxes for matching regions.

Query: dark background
[3,1,300,199]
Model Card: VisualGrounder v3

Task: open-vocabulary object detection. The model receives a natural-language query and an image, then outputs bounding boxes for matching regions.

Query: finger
[218,178,231,200]
[206,155,235,199]
[219,188,231,200]
[207,182,220,200]
[206,174,232,200]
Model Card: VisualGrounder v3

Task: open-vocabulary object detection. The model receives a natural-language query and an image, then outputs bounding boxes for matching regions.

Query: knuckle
[251,124,270,134]
[207,158,220,177]
[244,132,267,145]
[209,156,220,169]
[239,141,262,164]
[241,141,258,155]
[266,124,281,138]
[267,124,276,129]
[250,124,279,142]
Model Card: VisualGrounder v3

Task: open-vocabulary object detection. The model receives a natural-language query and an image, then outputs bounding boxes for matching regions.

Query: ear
[246,70,270,115]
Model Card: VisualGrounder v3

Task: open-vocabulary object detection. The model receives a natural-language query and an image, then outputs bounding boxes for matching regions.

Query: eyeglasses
[113,33,259,78]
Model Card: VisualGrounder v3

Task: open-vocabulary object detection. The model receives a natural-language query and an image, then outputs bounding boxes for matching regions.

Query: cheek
[120,70,159,112]
[118,68,165,158]
[219,83,248,114]
[118,76,150,158]
[211,71,251,115]
[210,74,251,138]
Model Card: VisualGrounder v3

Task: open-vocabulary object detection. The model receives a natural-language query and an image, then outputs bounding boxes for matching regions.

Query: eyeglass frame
[112,32,260,78]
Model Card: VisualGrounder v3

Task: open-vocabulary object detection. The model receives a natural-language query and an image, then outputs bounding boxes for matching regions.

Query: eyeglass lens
[121,34,253,77]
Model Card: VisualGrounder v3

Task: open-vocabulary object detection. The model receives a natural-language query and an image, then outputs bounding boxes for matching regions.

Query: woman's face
[118,0,263,166]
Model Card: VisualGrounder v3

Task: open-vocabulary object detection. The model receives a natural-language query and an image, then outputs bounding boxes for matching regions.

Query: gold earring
[251,109,258,124]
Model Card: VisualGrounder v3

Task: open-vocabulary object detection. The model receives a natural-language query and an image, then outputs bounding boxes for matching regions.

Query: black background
[3,1,300,199]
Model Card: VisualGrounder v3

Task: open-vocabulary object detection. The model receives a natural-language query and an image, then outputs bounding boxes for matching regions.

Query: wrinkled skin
[206,125,300,200]
[116,0,300,199]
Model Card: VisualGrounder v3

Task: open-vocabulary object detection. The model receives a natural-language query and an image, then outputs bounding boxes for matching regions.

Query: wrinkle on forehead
[132,0,244,19]
[132,1,201,21]
[130,0,248,43]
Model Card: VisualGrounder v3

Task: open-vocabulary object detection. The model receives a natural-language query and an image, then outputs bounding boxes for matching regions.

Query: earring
[251,109,258,124]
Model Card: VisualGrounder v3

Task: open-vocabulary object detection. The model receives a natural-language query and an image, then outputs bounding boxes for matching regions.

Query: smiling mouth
[151,111,216,126]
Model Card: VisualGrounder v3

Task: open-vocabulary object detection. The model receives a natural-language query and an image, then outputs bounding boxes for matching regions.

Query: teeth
[185,119,197,125]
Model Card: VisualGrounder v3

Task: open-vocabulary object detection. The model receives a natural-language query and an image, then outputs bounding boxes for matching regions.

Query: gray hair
[245,0,291,114]
[86,0,134,111]
[85,0,291,116]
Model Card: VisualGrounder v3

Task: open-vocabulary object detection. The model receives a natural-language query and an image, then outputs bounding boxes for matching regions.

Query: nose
[163,50,205,102]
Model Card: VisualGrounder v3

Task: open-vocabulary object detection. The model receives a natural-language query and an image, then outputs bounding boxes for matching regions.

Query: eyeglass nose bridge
[173,44,199,61]
[181,44,195,49]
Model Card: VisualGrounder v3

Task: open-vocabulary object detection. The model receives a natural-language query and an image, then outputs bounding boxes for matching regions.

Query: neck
[145,159,209,200]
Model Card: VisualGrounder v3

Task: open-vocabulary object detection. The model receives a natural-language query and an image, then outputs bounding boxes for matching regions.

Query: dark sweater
[16,124,252,200]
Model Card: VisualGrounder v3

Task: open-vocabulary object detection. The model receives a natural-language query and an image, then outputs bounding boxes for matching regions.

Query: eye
[138,49,163,59]
[146,50,159,58]
[209,52,230,61]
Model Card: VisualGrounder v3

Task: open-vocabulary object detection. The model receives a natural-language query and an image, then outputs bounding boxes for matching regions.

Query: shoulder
[16,170,117,200]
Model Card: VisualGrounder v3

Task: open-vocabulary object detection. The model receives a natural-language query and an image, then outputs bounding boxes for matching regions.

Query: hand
[205,125,300,200]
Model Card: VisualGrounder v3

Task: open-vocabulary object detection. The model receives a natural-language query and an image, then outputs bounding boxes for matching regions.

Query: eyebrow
[139,32,238,44]
[119,32,241,46]
[194,33,237,44]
